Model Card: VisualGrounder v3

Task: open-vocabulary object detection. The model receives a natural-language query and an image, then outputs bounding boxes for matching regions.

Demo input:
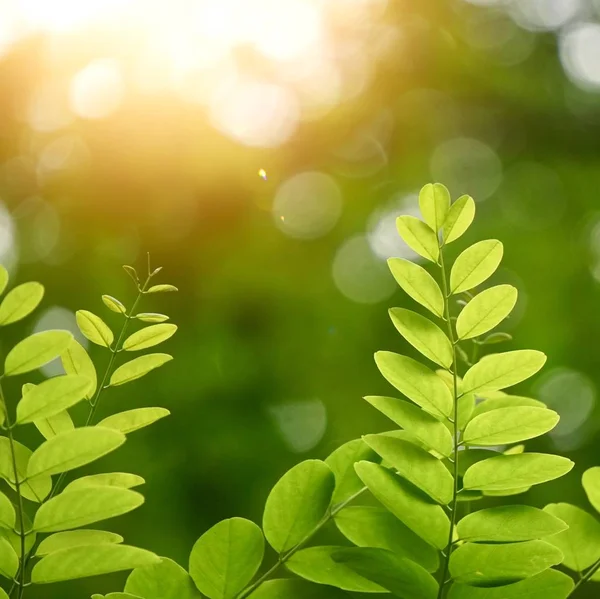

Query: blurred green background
[1,0,600,596]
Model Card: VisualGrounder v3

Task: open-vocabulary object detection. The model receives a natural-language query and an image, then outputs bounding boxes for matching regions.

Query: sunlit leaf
[456,393,475,431]
[457,506,567,542]
[396,216,439,263]
[135,312,169,323]
[16,374,90,424]
[582,467,600,515]
[102,295,127,314]
[363,434,453,504]
[354,461,450,549]
[0,281,44,326]
[442,194,475,244]
[463,453,574,492]
[263,460,334,553]
[65,472,145,493]
[0,536,18,579]
[76,310,114,348]
[285,546,386,592]
[419,182,450,232]
[449,540,562,585]
[325,439,379,504]
[36,529,123,556]
[61,339,97,398]
[364,396,453,457]
[456,285,518,340]
[387,258,445,319]
[462,350,547,395]
[125,557,202,599]
[0,588,7,599]
[33,486,144,532]
[0,492,15,530]
[543,503,600,572]
[375,352,452,418]
[35,409,75,441]
[147,284,178,293]
[471,395,545,419]
[4,330,72,376]
[450,240,503,294]
[389,308,452,368]
[110,354,173,386]
[462,407,559,446]
[122,323,177,351]
[189,518,264,599]
[334,506,439,573]
[31,544,159,583]
[27,427,126,479]
[98,407,170,434]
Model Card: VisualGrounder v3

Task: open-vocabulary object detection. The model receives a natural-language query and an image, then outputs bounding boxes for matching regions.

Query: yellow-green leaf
[110,354,173,386]
[76,310,114,348]
[135,312,169,323]
[450,240,503,294]
[583,467,600,515]
[102,295,126,314]
[98,407,170,434]
[0,281,44,326]
[147,284,178,293]
[0,265,7,295]
[388,259,444,318]
[65,472,145,493]
[61,339,97,399]
[442,194,475,244]
[396,216,439,263]
[419,183,450,232]
[4,330,73,376]
[36,529,123,556]
[122,324,177,351]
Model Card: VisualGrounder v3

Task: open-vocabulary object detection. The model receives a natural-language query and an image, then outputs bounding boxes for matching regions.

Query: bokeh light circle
[560,23,600,91]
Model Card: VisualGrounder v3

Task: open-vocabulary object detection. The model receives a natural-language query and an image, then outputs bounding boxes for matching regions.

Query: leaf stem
[437,244,460,599]
[236,486,368,599]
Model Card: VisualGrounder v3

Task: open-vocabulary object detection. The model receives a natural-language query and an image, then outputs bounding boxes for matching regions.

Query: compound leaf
[98,408,170,434]
[419,182,450,232]
[442,195,475,244]
[0,282,44,326]
[4,330,72,376]
[450,240,503,294]
[396,216,439,263]
[110,354,173,386]
[76,310,114,348]
[125,557,202,599]
[36,529,123,556]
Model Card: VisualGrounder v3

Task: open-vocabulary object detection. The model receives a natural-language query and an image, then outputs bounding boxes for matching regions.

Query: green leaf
[396,216,439,263]
[189,518,264,599]
[135,312,170,323]
[94,594,143,599]
[462,407,559,446]
[462,350,547,395]
[457,506,567,543]
[325,439,379,504]
[375,352,452,419]
[447,569,574,599]
[16,374,90,424]
[456,393,475,431]
[450,240,503,294]
[449,541,562,585]
[333,547,438,599]
[582,467,600,514]
[463,453,574,492]
[0,491,15,530]
[364,396,453,457]
[125,557,202,599]
[387,259,444,318]
[102,295,127,314]
[471,395,545,419]
[98,407,170,434]
[123,265,139,283]
[419,182,450,232]
[4,330,72,376]
[481,332,513,345]
[123,323,177,351]
[27,427,126,479]
[0,536,18,579]
[35,409,75,441]
[0,588,8,599]
[247,579,354,598]
[334,506,439,573]
[442,194,475,244]
[61,339,97,398]
[0,281,44,326]
[389,308,452,368]
[0,437,52,502]
[147,284,178,293]
[76,310,114,348]
[285,546,386,592]
[543,503,600,572]
[36,529,124,556]
[263,460,334,553]
[456,285,518,340]
[33,486,144,532]
[65,472,145,493]
[354,461,450,549]
[363,434,453,504]
[0,265,7,295]
[31,544,159,583]
[110,353,173,386]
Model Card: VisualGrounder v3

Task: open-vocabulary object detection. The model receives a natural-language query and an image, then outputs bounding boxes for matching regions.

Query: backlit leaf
[65,472,145,493]
[31,544,159,583]
[354,461,450,549]
[462,407,559,446]
[0,265,7,295]
[102,295,126,314]
[442,194,475,244]
[98,407,170,434]
[375,352,453,418]
[582,467,600,514]
[0,492,15,530]
[76,310,114,348]
[0,537,18,579]
[389,308,452,368]
[125,558,202,599]
[36,529,123,556]
[123,323,177,351]
[147,284,178,293]
[471,395,545,419]
[450,240,503,294]
[396,216,439,263]
[110,354,173,386]
[35,409,75,440]
[462,350,547,395]
[135,312,169,323]
[61,339,97,398]
[419,182,450,231]
[4,330,72,376]
[463,453,574,492]
[189,518,264,599]
[0,281,44,326]
[387,258,444,318]
[456,285,518,340]
[263,460,334,553]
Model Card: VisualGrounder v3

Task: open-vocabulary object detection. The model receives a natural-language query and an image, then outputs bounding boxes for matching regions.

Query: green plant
[98,183,581,599]
[0,258,177,599]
